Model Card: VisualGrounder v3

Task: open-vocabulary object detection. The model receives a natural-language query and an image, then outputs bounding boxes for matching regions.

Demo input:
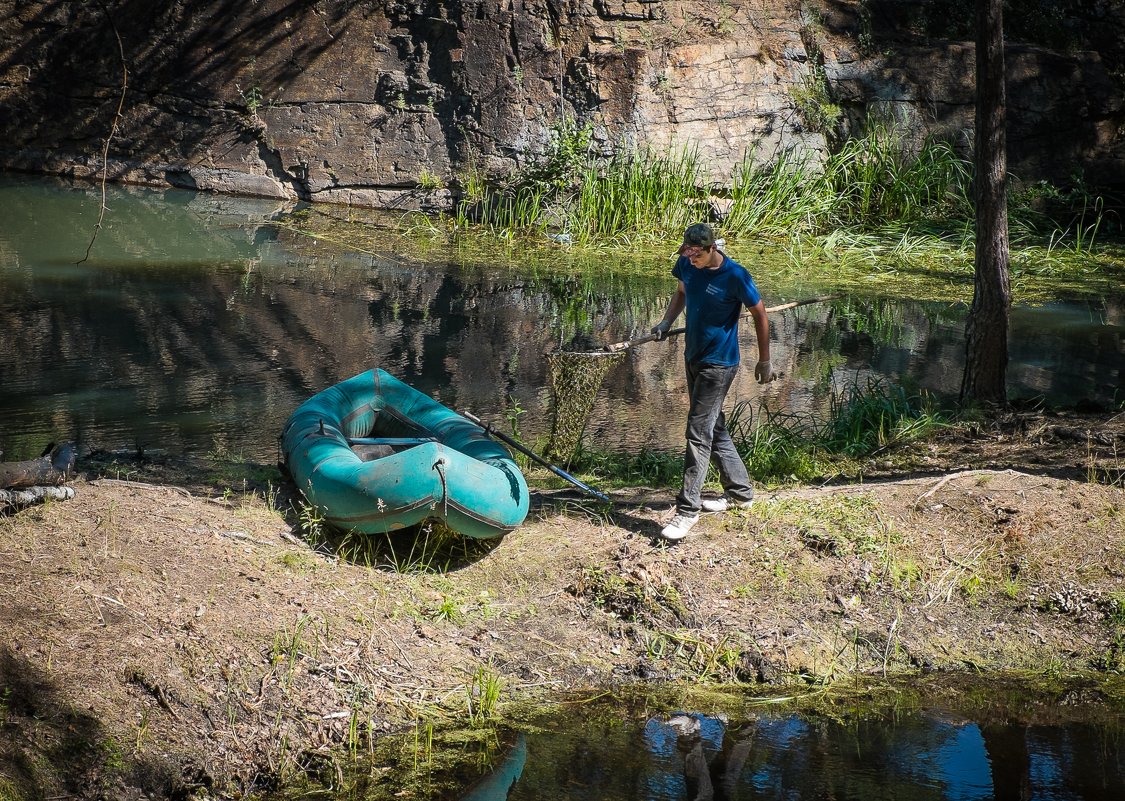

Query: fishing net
[545,350,624,464]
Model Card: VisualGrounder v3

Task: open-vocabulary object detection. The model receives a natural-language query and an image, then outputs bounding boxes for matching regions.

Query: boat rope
[432,456,449,518]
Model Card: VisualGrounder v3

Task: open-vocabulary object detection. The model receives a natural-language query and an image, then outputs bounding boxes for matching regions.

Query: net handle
[603,294,843,353]
[460,410,611,502]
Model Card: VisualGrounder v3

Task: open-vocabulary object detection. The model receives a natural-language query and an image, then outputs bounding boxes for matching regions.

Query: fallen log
[0,485,76,513]
[0,442,76,489]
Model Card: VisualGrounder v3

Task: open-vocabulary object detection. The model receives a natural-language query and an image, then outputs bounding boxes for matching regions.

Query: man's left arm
[747,299,775,383]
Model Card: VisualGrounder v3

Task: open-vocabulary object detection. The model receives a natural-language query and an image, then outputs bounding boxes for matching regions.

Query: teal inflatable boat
[281,369,529,539]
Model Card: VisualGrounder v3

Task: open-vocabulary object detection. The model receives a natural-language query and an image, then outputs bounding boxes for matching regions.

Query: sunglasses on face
[681,246,708,258]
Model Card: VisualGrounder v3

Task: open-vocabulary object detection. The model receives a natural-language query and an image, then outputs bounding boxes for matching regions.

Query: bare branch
[78,3,129,266]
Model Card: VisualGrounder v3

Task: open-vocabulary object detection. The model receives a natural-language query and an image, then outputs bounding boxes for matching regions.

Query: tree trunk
[0,442,76,489]
[961,0,1011,406]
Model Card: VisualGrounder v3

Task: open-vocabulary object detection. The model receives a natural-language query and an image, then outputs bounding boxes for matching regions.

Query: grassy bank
[275,121,1125,306]
[1,409,1122,800]
[446,120,1122,276]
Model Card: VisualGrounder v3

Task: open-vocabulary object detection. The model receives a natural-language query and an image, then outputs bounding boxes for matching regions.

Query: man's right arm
[652,282,686,338]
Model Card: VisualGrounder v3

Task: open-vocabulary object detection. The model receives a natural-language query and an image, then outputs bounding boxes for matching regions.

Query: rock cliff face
[0,0,1122,208]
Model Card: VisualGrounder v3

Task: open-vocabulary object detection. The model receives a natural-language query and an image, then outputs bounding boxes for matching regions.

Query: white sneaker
[701,496,755,513]
[660,513,699,541]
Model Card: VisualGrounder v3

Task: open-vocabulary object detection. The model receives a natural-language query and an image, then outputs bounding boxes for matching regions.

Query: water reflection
[1,174,1122,461]
[491,708,1124,800]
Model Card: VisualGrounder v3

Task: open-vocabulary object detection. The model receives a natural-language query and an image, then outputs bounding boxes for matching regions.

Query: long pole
[603,294,843,353]
[459,411,611,503]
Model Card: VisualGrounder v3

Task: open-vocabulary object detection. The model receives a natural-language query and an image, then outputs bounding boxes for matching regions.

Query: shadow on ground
[0,647,209,800]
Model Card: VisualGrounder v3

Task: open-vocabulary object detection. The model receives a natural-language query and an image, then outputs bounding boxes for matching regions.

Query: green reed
[455,183,550,236]
[712,123,974,242]
[724,148,834,238]
[465,664,503,726]
[724,376,950,483]
[569,147,707,243]
[453,144,709,245]
[818,376,947,457]
[820,124,973,228]
[416,117,1118,286]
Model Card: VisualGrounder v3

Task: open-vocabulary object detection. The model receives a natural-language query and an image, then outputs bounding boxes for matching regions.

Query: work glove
[754,360,776,384]
[650,320,671,341]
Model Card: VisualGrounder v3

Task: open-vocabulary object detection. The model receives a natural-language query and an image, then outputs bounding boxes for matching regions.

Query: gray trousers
[676,361,755,516]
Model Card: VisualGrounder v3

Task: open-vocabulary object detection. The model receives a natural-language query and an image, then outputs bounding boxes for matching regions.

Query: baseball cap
[679,223,715,255]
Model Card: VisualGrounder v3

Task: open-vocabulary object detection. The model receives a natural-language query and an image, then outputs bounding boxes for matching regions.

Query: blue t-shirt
[672,253,761,366]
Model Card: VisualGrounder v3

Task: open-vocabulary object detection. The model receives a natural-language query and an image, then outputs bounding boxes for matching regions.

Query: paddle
[602,294,843,353]
[459,410,611,503]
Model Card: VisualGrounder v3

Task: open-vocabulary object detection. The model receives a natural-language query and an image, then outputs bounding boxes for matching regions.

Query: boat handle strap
[432,456,449,517]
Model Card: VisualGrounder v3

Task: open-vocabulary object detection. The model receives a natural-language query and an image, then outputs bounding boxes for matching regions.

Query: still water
[1,174,1123,461]
[294,686,1125,801]
[463,706,1125,801]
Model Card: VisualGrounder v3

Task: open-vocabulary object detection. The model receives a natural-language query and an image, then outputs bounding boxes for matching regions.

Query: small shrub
[417,168,445,192]
[791,66,841,135]
[727,402,824,482]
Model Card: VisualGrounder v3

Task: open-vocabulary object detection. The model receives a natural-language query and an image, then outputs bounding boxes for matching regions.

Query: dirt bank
[1,411,1123,800]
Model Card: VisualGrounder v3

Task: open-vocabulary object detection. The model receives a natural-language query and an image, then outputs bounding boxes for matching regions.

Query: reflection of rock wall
[0,178,671,457]
[1,179,1120,461]
[1,0,1121,207]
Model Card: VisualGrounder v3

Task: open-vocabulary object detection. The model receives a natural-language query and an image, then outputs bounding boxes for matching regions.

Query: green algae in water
[275,203,1125,308]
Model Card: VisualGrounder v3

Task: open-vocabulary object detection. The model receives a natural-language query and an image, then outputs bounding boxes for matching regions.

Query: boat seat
[347,436,436,463]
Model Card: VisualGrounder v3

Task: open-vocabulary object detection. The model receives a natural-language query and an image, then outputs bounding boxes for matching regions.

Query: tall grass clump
[455,183,550,237]
[1009,178,1112,253]
[722,123,972,242]
[818,376,947,457]
[726,376,950,483]
[821,123,972,229]
[569,147,707,243]
[453,117,709,244]
[454,118,589,239]
[725,149,834,238]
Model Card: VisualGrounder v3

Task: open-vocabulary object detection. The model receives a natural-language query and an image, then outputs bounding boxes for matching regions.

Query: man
[651,223,775,541]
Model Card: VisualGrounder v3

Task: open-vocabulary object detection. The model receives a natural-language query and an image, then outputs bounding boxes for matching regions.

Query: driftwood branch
[0,485,76,513]
[89,478,192,497]
[912,468,1036,509]
[78,2,129,266]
